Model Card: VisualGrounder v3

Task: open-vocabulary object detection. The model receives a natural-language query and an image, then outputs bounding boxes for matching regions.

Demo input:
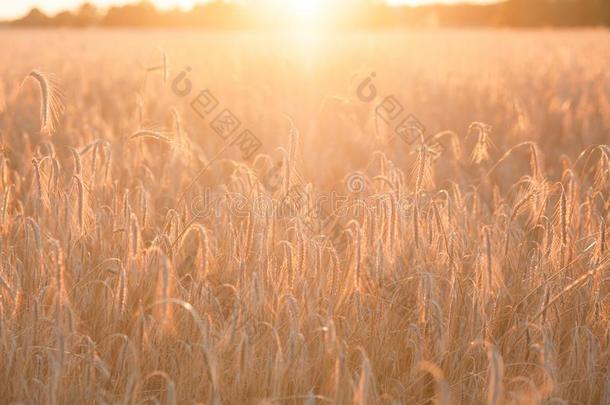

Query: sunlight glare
[286,0,325,18]
[266,0,328,29]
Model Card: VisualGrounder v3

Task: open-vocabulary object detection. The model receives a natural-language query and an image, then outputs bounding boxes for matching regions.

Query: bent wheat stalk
[22,70,64,136]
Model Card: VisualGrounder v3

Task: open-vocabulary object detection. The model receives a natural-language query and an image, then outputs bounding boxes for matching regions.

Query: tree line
[7,0,610,28]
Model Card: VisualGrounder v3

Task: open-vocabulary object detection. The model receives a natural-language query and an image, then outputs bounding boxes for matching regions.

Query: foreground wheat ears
[0,36,609,403]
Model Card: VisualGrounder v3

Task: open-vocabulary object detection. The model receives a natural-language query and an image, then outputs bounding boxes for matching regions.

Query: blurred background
[2,0,610,29]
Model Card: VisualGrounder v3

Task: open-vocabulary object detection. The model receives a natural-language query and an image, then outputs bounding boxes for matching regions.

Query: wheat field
[0,29,608,404]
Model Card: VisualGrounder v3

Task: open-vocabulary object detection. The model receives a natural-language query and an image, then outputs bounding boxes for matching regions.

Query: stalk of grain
[413,200,420,248]
[22,70,64,136]
[73,175,85,232]
[484,226,493,295]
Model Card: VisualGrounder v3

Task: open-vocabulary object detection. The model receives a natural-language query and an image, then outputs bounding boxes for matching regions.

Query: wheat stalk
[22,70,64,136]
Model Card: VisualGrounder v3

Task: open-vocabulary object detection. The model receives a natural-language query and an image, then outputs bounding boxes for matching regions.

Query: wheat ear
[23,70,64,136]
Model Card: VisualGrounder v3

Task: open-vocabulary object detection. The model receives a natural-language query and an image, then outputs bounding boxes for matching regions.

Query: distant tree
[103,1,160,26]
[12,8,52,26]
[53,10,77,26]
[75,2,100,26]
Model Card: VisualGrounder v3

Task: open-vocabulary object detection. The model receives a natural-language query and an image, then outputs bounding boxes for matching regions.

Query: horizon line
[0,0,501,21]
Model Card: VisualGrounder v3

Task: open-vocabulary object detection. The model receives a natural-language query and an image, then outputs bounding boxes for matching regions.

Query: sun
[265,0,328,28]
[152,0,199,12]
[284,0,325,18]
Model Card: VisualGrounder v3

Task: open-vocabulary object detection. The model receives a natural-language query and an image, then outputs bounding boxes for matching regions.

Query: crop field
[0,29,608,404]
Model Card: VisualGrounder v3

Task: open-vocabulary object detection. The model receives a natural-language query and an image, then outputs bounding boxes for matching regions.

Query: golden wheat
[0,29,607,405]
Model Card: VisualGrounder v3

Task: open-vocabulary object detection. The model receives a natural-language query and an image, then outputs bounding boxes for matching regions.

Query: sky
[0,0,498,20]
